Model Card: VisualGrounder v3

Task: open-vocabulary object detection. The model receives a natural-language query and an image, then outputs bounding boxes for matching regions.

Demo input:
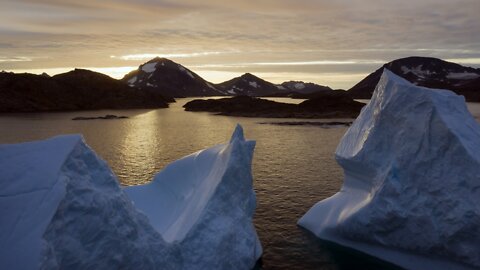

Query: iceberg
[298,69,480,270]
[125,125,262,269]
[0,125,261,269]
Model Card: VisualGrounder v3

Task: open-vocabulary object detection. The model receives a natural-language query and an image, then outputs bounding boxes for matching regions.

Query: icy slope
[0,125,261,270]
[0,135,173,270]
[299,69,480,270]
[125,125,262,269]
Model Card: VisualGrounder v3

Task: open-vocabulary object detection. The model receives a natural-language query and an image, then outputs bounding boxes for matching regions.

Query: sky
[1,0,479,89]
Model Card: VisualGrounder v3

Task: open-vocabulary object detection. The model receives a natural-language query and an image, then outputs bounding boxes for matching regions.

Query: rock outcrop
[122,58,223,98]
[348,56,480,101]
[0,69,171,112]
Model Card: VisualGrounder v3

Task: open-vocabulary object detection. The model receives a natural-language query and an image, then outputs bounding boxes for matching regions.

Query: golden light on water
[118,110,162,185]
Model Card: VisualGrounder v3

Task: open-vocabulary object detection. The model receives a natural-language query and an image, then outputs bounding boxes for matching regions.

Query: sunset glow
[1,0,479,88]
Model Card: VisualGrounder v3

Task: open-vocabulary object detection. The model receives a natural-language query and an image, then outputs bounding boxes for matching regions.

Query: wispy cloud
[1,0,479,88]
[0,56,32,62]
[111,52,224,61]
[193,60,386,69]
[446,58,480,65]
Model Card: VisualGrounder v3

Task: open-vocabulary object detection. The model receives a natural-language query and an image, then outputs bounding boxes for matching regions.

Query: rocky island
[71,114,129,120]
[347,56,480,101]
[0,69,173,112]
[184,91,364,118]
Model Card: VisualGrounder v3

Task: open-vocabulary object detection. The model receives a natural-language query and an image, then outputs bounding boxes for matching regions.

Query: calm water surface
[1,98,479,269]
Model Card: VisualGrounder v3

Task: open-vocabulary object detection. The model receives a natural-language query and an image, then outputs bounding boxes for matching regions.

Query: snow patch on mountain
[249,81,259,88]
[294,83,305,89]
[128,76,137,85]
[206,82,215,89]
[446,72,480,80]
[142,62,157,73]
[401,65,435,78]
[178,66,195,79]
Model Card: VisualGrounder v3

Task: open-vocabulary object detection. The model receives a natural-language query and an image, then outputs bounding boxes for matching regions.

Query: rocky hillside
[122,57,224,98]
[348,57,480,101]
[0,69,171,112]
[216,73,284,97]
[279,81,332,94]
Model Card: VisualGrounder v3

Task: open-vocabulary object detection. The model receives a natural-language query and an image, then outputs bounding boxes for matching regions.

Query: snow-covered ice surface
[125,124,262,268]
[0,135,173,270]
[298,69,480,270]
[0,125,261,270]
[141,62,157,73]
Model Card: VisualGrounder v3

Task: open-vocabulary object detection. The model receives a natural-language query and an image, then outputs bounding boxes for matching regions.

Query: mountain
[121,58,334,98]
[348,56,480,101]
[279,81,332,94]
[121,57,224,98]
[0,69,171,112]
[216,73,283,97]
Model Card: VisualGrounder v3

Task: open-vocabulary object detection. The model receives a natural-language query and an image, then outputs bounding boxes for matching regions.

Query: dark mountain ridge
[0,69,171,112]
[279,81,332,94]
[121,57,224,98]
[215,73,283,97]
[348,56,480,101]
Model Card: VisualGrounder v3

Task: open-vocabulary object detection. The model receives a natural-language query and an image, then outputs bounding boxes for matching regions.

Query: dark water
[2,99,480,269]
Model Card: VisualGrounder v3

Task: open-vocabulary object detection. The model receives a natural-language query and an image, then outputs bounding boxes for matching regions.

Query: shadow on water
[298,228,404,270]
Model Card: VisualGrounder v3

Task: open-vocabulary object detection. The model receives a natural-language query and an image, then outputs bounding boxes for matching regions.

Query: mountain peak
[54,68,114,80]
[241,72,256,77]
[146,57,174,64]
[348,56,480,101]
[216,73,280,96]
[121,58,222,98]
[238,73,261,82]
[280,81,332,95]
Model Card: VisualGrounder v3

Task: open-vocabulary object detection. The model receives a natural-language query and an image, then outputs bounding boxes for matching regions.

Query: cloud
[112,52,224,61]
[0,56,32,63]
[446,58,480,65]
[0,0,479,88]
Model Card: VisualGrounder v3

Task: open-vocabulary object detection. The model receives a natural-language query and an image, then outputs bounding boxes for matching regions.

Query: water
[2,98,479,269]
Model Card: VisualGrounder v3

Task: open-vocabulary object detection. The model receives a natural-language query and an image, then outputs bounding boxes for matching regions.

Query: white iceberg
[298,69,480,270]
[125,124,262,269]
[0,125,261,269]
